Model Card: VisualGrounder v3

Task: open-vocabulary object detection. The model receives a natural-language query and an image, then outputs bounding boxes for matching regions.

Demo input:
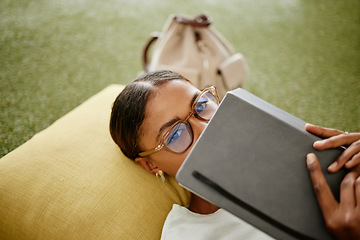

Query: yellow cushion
[0,84,190,240]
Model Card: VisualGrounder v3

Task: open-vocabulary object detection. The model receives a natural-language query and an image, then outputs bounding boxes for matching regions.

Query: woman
[110,70,360,239]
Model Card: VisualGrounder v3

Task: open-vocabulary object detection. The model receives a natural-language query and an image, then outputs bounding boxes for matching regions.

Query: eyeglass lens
[195,92,219,120]
[165,122,192,153]
[164,91,218,153]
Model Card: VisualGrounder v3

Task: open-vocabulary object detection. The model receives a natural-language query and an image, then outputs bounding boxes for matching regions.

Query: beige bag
[143,14,248,97]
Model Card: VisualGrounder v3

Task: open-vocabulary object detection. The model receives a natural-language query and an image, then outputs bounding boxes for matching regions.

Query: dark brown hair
[109,70,190,160]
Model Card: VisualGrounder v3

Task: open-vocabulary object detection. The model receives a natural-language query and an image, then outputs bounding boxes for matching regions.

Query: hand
[305,123,360,172]
[306,153,360,240]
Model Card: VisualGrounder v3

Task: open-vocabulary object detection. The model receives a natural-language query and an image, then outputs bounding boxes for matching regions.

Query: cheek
[174,154,187,167]
[190,120,208,145]
[152,152,188,177]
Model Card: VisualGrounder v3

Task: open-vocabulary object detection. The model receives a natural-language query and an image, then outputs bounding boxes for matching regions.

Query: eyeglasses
[138,86,220,157]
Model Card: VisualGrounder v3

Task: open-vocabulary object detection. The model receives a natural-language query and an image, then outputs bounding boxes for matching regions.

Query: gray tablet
[176,88,346,240]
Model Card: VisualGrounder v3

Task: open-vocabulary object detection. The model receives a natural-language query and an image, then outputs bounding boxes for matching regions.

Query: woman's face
[136,80,207,177]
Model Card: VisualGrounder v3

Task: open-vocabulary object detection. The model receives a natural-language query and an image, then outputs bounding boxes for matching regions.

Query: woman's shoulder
[168,204,235,222]
[161,204,274,240]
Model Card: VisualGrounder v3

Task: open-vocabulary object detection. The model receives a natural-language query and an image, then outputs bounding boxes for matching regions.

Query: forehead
[141,80,199,138]
[151,79,198,104]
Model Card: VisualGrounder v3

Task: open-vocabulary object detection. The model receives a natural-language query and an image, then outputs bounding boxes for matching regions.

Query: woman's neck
[188,193,219,214]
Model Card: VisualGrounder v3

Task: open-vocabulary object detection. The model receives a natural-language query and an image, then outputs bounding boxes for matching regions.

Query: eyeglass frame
[138,85,220,157]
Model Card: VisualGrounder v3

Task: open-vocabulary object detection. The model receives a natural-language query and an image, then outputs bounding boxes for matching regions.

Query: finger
[328,140,360,172]
[314,133,360,151]
[345,152,360,169]
[305,123,344,139]
[343,140,360,169]
[339,172,357,208]
[306,153,337,218]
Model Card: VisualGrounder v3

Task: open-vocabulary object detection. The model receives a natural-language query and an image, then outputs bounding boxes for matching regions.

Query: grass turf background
[1,0,359,157]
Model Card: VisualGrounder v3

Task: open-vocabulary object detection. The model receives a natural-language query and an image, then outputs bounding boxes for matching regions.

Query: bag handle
[174,14,212,27]
[142,14,212,72]
[142,32,160,72]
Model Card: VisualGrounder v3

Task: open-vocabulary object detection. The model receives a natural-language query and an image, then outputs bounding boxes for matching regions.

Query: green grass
[1,0,359,157]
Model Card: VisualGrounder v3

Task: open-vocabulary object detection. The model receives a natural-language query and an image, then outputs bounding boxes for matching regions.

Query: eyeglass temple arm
[138,145,163,157]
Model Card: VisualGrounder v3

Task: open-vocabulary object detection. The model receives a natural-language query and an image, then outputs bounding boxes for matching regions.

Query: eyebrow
[155,91,200,142]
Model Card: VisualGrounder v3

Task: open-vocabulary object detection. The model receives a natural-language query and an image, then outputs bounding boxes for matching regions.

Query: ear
[135,157,158,174]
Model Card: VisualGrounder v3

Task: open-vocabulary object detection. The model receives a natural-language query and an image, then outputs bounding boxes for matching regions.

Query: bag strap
[142,32,160,72]
[142,14,212,72]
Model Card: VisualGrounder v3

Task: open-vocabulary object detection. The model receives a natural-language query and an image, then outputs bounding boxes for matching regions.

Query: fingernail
[307,153,315,165]
[328,161,337,171]
[314,140,325,146]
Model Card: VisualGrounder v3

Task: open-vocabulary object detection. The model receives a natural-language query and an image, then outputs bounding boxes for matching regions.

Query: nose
[188,117,208,143]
